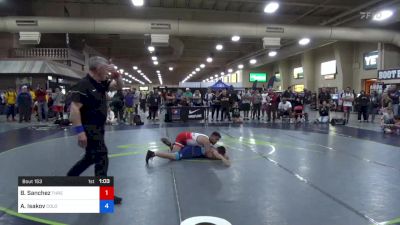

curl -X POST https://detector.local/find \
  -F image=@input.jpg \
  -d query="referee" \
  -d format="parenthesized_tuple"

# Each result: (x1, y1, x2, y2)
(67, 56, 123, 204)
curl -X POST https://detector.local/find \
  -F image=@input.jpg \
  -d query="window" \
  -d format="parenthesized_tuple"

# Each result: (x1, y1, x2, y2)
(230, 73, 237, 83)
(321, 60, 336, 75)
(293, 67, 303, 79)
(139, 86, 149, 91)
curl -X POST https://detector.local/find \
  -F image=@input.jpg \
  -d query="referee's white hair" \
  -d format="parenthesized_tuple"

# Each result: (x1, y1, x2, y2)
(89, 56, 109, 71)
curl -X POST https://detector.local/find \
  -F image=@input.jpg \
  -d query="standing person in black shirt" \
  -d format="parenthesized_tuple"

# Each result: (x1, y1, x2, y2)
(219, 89, 231, 121)
(211, 90, 221, 121)
(67, 56, 123, 204)
(147, 91, 161, 121)
(357, 90, 370, 122)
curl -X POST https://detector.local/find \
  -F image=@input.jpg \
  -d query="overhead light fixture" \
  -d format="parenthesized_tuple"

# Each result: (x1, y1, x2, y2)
(119, 69, 124, 73)
(268, 51, 277, 57)
(196, 68, 200, 72)
(148, 46, 155, 53)
(220, 72, 225, 75)
(129, 75, 132, 78)
(214, 75, 218, 78)
(299, 38, 311, 46)
(133, 66, 138, 70)
(193, 71, 197, 74)
(207, 57, 213, 63)
(114, 66, 118, 70)
(152, 56, 158, 61)
(169, 67, 173, 71)
(250, 59, 257, 64)
(200, 64, 205, 68)
(238, 64, 244, 69)
(153, 61, 159, 65)
(138, 70, 142, 73)
(209, 76, 213, 79)
(373, 9, 394, 21)
(131, 0, 144, 7)
(231, 36, 240, 42)
(228, 68, 233, 73)
(124, 72, 128, 75)
(156, 70, 160, 73)
(216, 44, 223, 51)
(264, 2, 279, 14)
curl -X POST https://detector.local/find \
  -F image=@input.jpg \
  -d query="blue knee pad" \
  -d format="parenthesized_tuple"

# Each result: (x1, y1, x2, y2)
(175, 152, 181, 160)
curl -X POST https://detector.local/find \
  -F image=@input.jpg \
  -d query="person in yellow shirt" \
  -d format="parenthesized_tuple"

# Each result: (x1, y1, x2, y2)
(5, 87, 17, 121)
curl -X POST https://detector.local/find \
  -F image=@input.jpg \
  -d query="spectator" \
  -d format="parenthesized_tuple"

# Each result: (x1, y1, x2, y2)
(315, 100, 330, 123)
(5, 87, 17, 121)
(147, 91, 161, 121)
(211, 90, 221, 121)
(124, 89, 135, 125)
(231, 102, 242, 123)
(175, 89, 183, 105)
(204, 89, 214, 119)
(140, 91, 147, 113)
(369, 91, 380, 123)
(52, 87, 65, 120)
(318, 88, 331, 106)
(241, 89, 252, 120)
(282, 86, 294, 103)
(35, 85, 48, 122)
(183, 88, 193, 104)
(192, 90, 202, 106)
(111, 90, 124, 123)
(303, 88, 312, 122)
(133, 88, 140, 114)
(17, 86, 32, 123)
(267, 89, 279, 122)
(252, 90, 262, 120)
(0, 91, 5, 115)
(261, 90, 269, 120)
(389, 87, 400, 116)
(382, 93, 392, 110)
(356, 90, 370, 122)
(341, 87, 354, 123)
(106, 107, 117, 125)
(278, 98, 292, 118)
(165, 90, 176, 107)
(219, 89, 231, 121)
(292, 97, 304, 123)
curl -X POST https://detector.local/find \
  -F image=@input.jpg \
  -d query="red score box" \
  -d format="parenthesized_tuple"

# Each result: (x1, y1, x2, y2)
(99, 186, 114, 200)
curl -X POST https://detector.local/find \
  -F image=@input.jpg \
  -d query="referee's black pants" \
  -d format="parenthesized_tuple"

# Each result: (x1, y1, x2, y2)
(67, 126, 109, 176)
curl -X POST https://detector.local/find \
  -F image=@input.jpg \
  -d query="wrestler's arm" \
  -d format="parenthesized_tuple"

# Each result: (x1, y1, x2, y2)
(211, 149, 231, 167)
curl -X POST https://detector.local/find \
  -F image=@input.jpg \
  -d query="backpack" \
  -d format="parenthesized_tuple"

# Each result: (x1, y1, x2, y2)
(133, 114, 144, 125)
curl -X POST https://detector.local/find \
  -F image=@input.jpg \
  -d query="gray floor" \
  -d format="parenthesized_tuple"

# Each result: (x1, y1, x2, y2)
(0, 125, 399, 225)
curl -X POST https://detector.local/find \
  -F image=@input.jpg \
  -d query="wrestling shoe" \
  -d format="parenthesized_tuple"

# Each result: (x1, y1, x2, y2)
(161, 138, 172, 150)
(146, 150, 155, 165)
(114, 195, 122, 205)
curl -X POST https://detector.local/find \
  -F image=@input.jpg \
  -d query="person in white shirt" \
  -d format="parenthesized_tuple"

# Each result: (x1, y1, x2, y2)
(278, 98, 292, 117)
(342, 87, 354, 123)
(261, 90, 270, 120)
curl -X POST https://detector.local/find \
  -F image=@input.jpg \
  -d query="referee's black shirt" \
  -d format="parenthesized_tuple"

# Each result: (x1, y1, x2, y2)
(71, 74, 111, 126)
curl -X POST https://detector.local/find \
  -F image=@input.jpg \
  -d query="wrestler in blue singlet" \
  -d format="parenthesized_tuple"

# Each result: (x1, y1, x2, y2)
(175, 145, 206, 160)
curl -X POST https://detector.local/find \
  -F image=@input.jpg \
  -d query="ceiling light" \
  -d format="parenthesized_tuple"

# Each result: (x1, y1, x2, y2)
(153, 61, 159, 65)
(238, 64, 244, 69)
(131, 0, 144, 7)
(373, 10, 394, 21)
(119, 69, 124, 73)
(152, 56, 158, 61)
(220, 72, 225, 75)
(214, 75, 218, 78)
(114, 66, 118, 70)
(231, 36, 241, 42)
(209, 76, 213, 79)
(216, 44, 223, 51)
(264, 2, 279, 14)
(228, 68, 233, 73)
(268, 51, 277, 57)
(200, 64, 205, 68)
(124, 72, 128, 75)
(207, 57, 213, 63)
(129, 75, 132, 78)
(133, 66, 138, 70)
(148, 46, 155, 52)
(250, 59, 257, 64)
(299, 38, 311, 46)
(169, 67, 173, 71)
(196, 68, 200, 72)
(156, 70, 160, 73)
(138, 70, 141, 73)
(193, 71, 197, 74)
